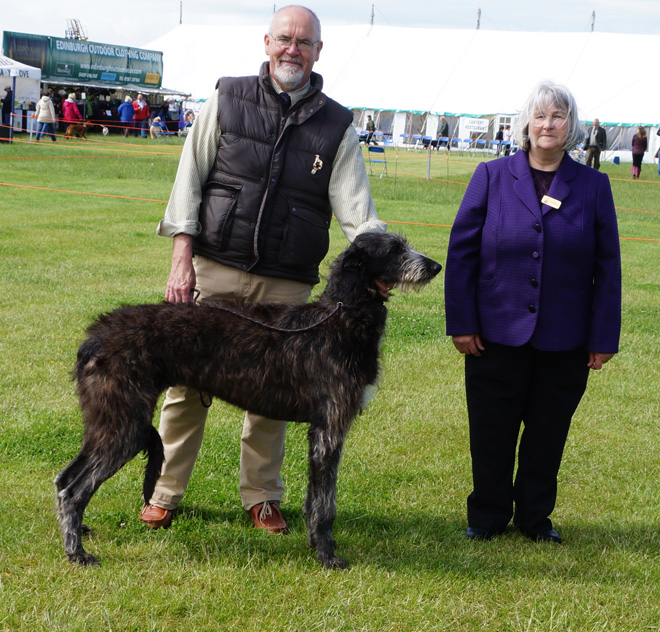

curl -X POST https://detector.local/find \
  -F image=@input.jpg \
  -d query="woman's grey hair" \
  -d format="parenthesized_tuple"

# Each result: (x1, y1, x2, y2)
(512, 81, 583, 152)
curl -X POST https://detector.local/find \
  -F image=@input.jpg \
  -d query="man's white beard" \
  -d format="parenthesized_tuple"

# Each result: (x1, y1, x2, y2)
(273, 60, 304, 91)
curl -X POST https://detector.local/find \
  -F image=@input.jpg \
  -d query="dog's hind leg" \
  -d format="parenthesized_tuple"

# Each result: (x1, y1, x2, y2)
(55, 450, 100, 566)
(56, 422, 156, 566)
(305, 424, 347, 570)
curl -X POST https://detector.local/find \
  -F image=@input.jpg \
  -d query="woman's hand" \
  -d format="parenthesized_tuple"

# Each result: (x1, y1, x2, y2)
(452, 334, 485, 357)
(587, 352, 615, 370)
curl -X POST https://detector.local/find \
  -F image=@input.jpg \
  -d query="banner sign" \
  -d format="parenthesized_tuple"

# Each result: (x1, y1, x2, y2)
(459, 117, 490, 137)
(3, 31, 163, 89)
(3, 32, 49, 71)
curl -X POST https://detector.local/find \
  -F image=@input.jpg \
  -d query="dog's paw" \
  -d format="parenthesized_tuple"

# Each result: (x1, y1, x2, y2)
(318, 553, 348, 570)
(68, 550, 100, 567)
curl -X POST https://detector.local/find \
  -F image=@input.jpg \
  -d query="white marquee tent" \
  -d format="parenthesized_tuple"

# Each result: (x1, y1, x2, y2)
(0, 54, 41, 131)
(144, 24, 658, 126)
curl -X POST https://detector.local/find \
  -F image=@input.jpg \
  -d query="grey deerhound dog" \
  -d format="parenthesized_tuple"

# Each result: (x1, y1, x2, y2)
(55, 232, 441, 569)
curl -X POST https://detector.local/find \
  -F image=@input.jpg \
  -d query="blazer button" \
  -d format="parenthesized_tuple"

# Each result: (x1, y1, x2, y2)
(532, 251, 540, 259)
(534, 223, 542, 232)
(531, 279, 539, 288)
(528, 305, 537, 313)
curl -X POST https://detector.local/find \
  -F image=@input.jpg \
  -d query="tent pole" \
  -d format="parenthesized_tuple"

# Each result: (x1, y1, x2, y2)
(394, 152, 398, 195)
(9, 75, 16, 144)
(426, 145, 431, 181)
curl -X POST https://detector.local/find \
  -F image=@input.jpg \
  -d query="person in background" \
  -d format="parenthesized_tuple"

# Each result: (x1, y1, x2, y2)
(503, 124, 512, 155)
(118, 96, 135, 138)
(437, 115, 450, 150)
(584, 118, 607, 170)
(133, 94, 150, 138)
(445, 81, 621, 545)
(139, 4, 386, 535)
(164, 98, 182, 133)
(495, 124, 504, 156)
(61, 93, 83, 126)
(2, 86, 12, 128)
(365, 115, 375, 144)
(631, 126, 647, 179)
(34, 89, 57, 142)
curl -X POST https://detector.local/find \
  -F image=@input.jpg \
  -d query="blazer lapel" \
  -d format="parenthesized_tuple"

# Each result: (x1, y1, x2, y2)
(541, 152, 577, 216)
(510, 150, 542, 220)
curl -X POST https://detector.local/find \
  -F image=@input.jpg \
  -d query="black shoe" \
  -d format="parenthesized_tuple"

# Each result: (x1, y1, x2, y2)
(465, 526, 500, 540)
(519, 527, 562, 543)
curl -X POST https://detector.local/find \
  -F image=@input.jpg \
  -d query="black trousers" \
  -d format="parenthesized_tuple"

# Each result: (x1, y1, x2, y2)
(465, 341, 589, 534)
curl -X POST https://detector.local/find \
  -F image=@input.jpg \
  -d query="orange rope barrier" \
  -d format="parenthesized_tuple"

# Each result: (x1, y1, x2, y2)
(0, 141, 657, 241)
(0, 181, 167, 203)
(4, 135, 182, 157)
(0, 181, 656, 241)
(382, 219, 453, 228)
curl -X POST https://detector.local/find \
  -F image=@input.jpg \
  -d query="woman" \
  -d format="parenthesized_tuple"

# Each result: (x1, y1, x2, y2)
(444, 81, 621, 544)
(631, 126, 647, 179)
(61, 93, 82, 126)
(118, 95, 135, 138)
(34, 89, 57, 142)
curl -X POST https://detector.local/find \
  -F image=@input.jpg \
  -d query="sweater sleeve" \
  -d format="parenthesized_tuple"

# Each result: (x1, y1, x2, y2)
(328, 125, 387, 241)
(156, 90, 221, 238)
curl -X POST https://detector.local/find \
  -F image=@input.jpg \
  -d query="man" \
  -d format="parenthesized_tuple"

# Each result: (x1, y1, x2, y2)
(2, 86, 12, 128)
(132, 94, 150, 138)
(365, 115, 375, 144)
(585, 118, 607, 170)
(437, 115, 449, 150)
(164, 98, 182, 133)
(140, 5, 386, 535)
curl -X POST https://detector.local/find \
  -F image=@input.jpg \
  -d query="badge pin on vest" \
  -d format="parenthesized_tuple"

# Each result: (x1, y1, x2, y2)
(311, 155, 323, 175)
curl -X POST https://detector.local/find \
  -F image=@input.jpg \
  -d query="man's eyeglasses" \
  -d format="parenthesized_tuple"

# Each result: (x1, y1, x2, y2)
(270, 35, 319, 52)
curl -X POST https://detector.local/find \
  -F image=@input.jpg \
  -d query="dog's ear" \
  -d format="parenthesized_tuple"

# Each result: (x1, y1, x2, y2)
(339, 245, 367, 271)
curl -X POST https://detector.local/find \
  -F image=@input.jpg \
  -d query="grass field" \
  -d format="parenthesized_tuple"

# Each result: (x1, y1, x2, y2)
(1, 132, 659, 631)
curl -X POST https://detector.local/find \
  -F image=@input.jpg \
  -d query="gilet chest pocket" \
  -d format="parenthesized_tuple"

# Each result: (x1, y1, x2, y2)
(200, 183, 242, 252)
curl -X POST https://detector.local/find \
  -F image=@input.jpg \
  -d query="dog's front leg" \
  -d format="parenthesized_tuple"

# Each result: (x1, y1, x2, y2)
(305, 425, 347, 570)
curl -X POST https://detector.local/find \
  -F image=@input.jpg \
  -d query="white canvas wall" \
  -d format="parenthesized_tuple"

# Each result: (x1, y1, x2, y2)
(144, 24, 658, 126)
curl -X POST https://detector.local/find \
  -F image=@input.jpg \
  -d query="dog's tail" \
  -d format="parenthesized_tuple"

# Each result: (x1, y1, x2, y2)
(73, 336, 102, 382)
(142, 425, 165, 505)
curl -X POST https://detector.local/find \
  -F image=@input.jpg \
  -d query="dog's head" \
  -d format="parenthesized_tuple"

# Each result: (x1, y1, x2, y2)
(325, 232, 441, 304)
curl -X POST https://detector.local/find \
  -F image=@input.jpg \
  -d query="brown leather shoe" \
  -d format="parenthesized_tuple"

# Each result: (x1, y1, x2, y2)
(139, 504, 173, 529)
(248, 502, 289, 534)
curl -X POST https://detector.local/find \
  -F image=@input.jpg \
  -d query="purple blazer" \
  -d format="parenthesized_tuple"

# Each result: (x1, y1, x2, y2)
(445, 150, 621, 353)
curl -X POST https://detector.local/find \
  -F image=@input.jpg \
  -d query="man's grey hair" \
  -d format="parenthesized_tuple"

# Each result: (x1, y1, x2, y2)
(270, 5, 322, 41)
(512, 81, 583, 152)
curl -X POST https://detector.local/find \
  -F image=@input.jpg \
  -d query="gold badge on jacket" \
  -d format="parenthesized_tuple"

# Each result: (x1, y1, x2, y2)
(541, 195, 562, 209)
(311, 155, 323, 175)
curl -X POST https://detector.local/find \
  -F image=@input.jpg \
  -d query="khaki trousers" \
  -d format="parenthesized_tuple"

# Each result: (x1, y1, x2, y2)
(149, 256, 313, 511)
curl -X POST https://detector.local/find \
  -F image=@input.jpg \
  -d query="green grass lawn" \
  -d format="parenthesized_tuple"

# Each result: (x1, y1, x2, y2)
(0, 133, 659, 631)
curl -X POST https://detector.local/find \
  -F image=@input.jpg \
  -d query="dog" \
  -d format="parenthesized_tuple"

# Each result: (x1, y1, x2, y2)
(65, 123, 92, 139)
(55, 232, 441, 569)
(150, 117, 165, 139)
